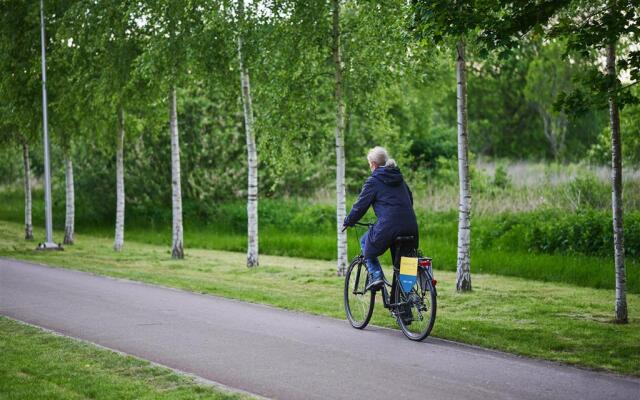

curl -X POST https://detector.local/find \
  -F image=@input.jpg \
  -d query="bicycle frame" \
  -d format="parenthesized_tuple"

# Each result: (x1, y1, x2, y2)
(345, 222, 438, 341)
(350, 253, 410, 312)
(349, 221, 435, 312)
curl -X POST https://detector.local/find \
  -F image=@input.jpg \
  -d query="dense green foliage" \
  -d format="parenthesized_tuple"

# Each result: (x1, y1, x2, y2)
(478, 210, 640, 258)
(2, 1, 637, 209)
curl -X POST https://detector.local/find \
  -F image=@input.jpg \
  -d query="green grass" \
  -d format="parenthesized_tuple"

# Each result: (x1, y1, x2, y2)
(0, 317, 248, 399)
(0, 188, 640, 293)
(79, 221, 640, 294)
(1, 221, 638, 376)
(3, 188, 637, 293)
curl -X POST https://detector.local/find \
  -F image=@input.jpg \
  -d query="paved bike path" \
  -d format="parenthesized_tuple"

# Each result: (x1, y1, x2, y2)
(1, 258, 638, 400)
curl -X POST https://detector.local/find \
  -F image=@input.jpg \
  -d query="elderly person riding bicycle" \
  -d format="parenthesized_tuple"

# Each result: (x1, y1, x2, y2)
(342, 146, 419, 291)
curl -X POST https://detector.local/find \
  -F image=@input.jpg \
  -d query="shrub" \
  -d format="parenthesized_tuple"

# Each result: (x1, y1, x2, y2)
(493, 163, 511, 189)
(479, 210, 640, 258)
(409, 124, 457, 171)
(559, 173, 610, 210)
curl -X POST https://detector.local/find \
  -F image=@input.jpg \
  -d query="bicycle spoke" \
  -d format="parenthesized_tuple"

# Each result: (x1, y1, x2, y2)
(345, 258, 375, 329)
(394, 270, 436, 341)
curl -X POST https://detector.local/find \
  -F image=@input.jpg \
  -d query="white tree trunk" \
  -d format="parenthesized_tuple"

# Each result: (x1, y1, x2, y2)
(539, 107, 567, 161)
(540, 109, 558, 160)
(22, 142, 33, 240)
(606, 42, 627, 323)
(114, 107, 125, 251)
(333, 0, 347, 277)
(237, 0, 259, 268)
(455, 41, 472, 292)
(170, 87, 184, 259)
(63, 154, 75, 245)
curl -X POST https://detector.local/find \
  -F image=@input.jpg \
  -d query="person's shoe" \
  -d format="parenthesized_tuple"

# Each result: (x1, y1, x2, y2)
(365, 271, 384, 291)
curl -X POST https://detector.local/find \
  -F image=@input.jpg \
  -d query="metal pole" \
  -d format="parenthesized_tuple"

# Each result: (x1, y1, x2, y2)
(38, 0, 59, 249)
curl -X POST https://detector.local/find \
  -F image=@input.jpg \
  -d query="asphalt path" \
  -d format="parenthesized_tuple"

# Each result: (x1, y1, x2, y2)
(1, 258, 639, 400)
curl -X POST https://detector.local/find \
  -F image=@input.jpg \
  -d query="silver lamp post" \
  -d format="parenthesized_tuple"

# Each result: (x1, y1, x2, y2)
(37, 0, 61, 250)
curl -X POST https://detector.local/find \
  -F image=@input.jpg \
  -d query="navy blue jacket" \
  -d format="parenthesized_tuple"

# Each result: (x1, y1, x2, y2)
(344, 167, 418, 259)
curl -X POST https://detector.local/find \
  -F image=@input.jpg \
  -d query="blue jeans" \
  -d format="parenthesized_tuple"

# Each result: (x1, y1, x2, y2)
(361, 233, 383, 278)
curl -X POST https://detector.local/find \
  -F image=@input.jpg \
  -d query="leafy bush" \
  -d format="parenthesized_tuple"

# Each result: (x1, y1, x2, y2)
(409, 124, 457, 171)
(493, 163, 511, 189)
(478, 209, 640, 258)
(559, 173, 610, 210)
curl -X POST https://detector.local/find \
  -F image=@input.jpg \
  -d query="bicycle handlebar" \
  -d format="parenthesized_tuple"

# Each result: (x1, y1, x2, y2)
(342, 221, 375, 232)
(353, 222, 374, 227)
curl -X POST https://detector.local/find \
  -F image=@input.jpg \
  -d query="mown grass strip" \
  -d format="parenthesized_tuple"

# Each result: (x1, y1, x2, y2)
(0, 317, 250, 400)
(1, 221, 638, 376)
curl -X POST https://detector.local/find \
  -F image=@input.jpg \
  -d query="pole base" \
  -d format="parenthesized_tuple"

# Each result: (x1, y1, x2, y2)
(36, 242, 64, 251)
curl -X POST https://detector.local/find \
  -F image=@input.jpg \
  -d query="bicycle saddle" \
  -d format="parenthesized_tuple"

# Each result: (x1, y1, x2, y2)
(394, 236, 416, 244)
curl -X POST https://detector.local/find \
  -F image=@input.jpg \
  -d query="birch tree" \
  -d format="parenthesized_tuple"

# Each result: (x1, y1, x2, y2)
(114, 107, 125, 251)
(22, 139, 34, 240)
(254, 0, 411, 276)
(63, 149, 75, 244)
(455, 41, 471, 291)
(0, 1, 44, 241)
(51, 114, 77, 247)
(134, 1, 214, 259)
(411, 1, 492, 292)
(49, 35, 80, 247)
(476, 0, 638, 321)
(236, 0, 259, 267)
(169, 87, 184, 259)
(58, 0, 145, 251)
(332, 0, 347, 276)
(537, 2, 632, 322)
(606, 41, 627, 323)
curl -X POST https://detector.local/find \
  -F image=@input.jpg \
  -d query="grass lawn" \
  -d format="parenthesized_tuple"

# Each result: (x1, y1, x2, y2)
(0, 317, 248, 399)
(2, 189, 637, 293)
(0, 221, 639, 377)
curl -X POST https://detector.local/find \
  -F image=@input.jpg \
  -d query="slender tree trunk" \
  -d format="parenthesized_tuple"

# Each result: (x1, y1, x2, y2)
(22, 142, 33, 240)
(455, 41, 472, 292)
(333, 0, 347, 277)
(114, 107, 125, 251)
(540, 109, 559, 161)
(63, 154, 75, 245)
(554, 116, 567, 159)
(237, 0, 259, 268)
(169, 87, 184, 259)
(606, 42, 627, 323)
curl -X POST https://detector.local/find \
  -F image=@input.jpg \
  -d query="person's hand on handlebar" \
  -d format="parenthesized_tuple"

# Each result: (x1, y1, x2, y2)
(342, 216, 352, 232)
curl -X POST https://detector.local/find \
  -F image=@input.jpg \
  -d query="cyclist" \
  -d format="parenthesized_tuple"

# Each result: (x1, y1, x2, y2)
(342, 146, 419, 291)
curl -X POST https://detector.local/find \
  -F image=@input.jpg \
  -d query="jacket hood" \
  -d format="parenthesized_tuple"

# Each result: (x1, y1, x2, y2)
(372, 166, 404, 186)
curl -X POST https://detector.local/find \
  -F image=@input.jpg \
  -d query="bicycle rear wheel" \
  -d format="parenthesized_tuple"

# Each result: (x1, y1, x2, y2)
(344, 257, 375, 329)
(393, 269, 436, 341)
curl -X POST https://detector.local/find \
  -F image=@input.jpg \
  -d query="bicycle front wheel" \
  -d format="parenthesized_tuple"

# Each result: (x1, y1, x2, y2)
(393, 269, 437, 341)
(344, 257, 375, 329)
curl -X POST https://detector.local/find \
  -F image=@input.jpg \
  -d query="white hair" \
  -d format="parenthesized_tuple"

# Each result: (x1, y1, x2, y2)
(367, 146, 397, 168)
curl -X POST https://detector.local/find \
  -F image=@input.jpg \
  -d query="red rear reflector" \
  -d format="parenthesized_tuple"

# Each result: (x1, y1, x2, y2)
(419, 260, 431, 267)
(432, 279, 437, 286)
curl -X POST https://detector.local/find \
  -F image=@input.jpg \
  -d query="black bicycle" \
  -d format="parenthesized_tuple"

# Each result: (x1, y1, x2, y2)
(343, 222, 437, 341)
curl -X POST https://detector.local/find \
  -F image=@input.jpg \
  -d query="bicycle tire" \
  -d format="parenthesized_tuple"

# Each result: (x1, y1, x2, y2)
(344, 257, 375, 329)
(393, 269, 437, 341)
